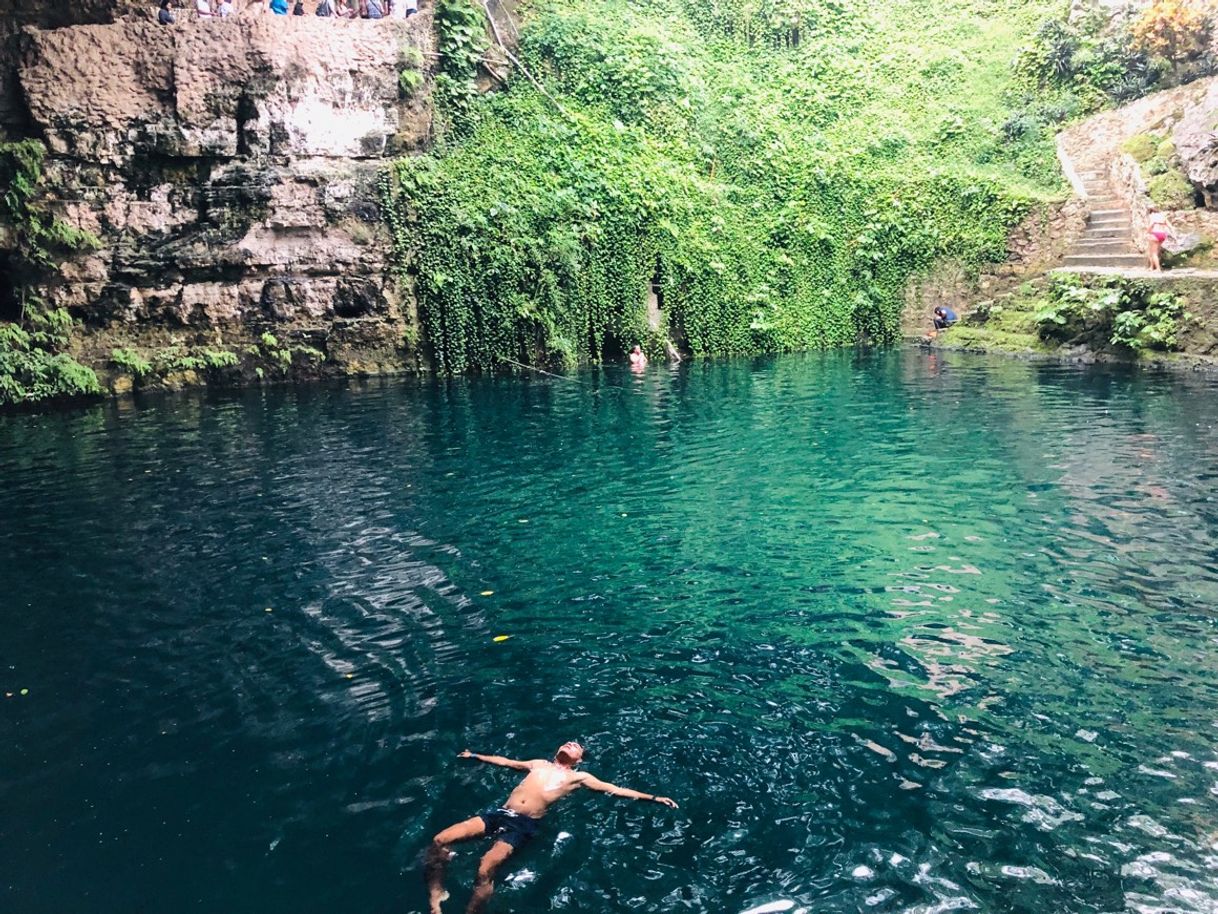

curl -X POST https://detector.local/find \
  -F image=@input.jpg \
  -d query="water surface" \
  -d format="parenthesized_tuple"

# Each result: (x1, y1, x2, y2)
(4, 350, 1218, 913)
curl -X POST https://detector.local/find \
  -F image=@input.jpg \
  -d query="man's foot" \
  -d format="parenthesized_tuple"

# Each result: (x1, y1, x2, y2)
(429, 890, 449, 914)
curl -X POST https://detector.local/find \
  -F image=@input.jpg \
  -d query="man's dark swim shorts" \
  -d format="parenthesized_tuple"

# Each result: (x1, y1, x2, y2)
(478, 807, 541, 849)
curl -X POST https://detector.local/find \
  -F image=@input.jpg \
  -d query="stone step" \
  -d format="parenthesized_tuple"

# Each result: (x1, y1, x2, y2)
(1063, 253, 1147, 268)
(1072, 241, 1133, 254)
(1090, 208, 1128, 218)
(1078, 238, 1131, 246)
(1081, 235, 1131, 246)
(1087, 196, 1119, 205)
(1089, 218, 1131, 229)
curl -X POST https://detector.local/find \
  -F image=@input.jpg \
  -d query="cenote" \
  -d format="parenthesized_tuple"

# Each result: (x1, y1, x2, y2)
(4, 349, 1218, 914)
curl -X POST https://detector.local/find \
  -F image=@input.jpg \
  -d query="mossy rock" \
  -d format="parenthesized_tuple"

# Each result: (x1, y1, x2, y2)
(1156, 138, 1176, 159)
(1148, 170, 1195, 210)
(1121, 132, 1158, 162)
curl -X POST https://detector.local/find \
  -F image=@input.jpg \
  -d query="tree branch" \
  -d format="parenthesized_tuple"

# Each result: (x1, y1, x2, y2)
(480, 0, 573, 120)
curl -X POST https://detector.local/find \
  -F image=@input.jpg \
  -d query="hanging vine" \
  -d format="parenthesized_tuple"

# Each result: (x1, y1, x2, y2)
(386, 0, 1060, 373)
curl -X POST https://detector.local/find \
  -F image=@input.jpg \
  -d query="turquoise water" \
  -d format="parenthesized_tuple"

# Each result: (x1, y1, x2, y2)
(4, 350, 1218, 913)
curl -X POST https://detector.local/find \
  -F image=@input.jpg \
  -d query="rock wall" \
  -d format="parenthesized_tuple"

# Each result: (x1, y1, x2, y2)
(11, 12, 435, 387)
(900, 199, 1087, 338)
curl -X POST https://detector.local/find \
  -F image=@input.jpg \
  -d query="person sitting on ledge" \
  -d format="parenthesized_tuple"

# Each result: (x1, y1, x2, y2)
(158, 0, 175, 23)
(269, 0, 289, 14)
(217, 0, 234, 15)
(426, 743, 677, 914)
(932, 305, 958, 331)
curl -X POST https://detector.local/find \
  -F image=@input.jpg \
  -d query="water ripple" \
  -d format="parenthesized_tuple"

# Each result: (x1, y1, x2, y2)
(3, 352, 1218, 913)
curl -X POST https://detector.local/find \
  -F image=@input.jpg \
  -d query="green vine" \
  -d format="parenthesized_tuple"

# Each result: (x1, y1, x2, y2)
(387, 0, 1060, 374)
(433, 0, 492, 140)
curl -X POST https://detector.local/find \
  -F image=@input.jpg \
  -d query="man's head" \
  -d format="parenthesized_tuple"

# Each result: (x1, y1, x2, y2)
(555, 741, 584, 766)
(933, 307, 945, 318)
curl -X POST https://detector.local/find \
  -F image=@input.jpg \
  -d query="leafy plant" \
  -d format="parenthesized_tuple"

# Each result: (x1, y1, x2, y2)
(151, 345, 239, 374)
(434, 0, 490, 137)
(1035, 274, 1188, 351)
(1012, 9, 1166, 113)
(1144, 155, 1171, 176)
(251, 331, 324, 372)
(1131, 0, 1211, 72)
(0, 309, 100, 405)
(0, 140, 102, 406)
(399, 69, 425, 100)
(110, 347, 152, 378)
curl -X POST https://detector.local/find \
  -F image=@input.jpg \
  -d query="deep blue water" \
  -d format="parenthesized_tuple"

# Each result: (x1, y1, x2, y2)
(4, 349, 1218, 913)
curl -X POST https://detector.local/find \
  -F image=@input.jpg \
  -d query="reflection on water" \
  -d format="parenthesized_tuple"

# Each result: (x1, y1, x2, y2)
(3, 350, 1218, 914)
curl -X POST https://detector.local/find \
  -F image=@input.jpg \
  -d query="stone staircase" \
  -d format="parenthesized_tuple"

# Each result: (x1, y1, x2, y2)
(1062, 168, 1145, 270)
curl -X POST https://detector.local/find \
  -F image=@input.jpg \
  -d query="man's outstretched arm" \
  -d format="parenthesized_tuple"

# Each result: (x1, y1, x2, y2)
(578, 773, 679, 808)
(458, 750, 538, 771)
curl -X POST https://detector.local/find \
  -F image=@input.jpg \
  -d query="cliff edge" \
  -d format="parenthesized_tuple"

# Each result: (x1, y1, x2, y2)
(6, 12, 434, 390)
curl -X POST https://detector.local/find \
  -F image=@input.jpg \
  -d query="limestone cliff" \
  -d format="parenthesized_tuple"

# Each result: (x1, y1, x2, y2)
(6, 11, 434, 389)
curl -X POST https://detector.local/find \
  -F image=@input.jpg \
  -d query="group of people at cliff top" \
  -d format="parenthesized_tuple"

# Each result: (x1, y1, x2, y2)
(157, 0, 416, 22)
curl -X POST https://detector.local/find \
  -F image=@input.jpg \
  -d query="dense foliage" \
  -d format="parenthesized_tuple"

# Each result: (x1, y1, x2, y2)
(1132, 0, 1213, 73)
(387, 0, 1066, 372)
(1034, 273, 1189, 352)
(0, 307, 100, 404)
(0, 140, 100, 406)
(1008, 0, 1214, 143)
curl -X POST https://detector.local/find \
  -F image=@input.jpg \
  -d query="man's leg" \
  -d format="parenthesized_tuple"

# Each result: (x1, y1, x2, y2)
(466, 840, 516, 914)
(426, 816, 486, 914)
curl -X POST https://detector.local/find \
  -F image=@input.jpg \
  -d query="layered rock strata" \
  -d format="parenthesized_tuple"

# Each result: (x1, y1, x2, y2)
(13, 13, 433, 385)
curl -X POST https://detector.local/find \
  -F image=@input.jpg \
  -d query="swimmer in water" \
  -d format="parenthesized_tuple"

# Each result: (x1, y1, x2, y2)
(426, 741, 677, 913)
(629, 344, 647, 370)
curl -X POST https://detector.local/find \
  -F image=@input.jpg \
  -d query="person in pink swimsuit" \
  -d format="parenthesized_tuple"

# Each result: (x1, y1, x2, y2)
(1147, 206, 1177, 271)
